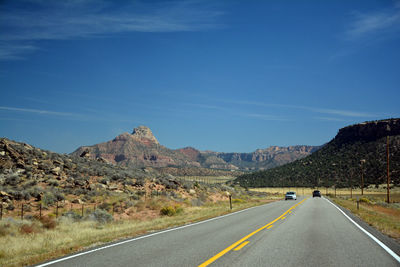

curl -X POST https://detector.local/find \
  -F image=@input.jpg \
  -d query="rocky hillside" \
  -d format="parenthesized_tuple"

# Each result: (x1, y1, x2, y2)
(73, 126, 319, 171)
(1, 137, 258, 223)
(235, 118, 400, 188)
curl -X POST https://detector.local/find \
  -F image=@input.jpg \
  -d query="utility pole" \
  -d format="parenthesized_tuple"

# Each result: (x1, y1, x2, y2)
(360, 159, 366, 195)
(387, 136, 390, 203)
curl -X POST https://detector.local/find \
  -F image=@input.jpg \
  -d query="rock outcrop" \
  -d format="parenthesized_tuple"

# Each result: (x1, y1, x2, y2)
(71, 126, 200, 168)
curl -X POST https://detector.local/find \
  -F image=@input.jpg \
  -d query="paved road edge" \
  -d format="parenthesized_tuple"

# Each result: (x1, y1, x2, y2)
(324, 197, 400, 263)
(35, 202, 271, 266)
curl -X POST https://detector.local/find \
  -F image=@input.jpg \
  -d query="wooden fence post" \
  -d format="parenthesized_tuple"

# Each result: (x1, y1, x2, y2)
(39, 203, 42, 219)
(81, 204, 84, 217)
(21, 203, 24, 220)
(56, 201, 59, 218)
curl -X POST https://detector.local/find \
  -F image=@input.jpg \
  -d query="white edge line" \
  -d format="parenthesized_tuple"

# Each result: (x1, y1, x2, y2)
(324, 197, 400, 263)
(36, 203, 269, 266)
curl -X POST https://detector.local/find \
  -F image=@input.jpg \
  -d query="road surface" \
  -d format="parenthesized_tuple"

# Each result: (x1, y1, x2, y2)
(37, 197, 400, 267)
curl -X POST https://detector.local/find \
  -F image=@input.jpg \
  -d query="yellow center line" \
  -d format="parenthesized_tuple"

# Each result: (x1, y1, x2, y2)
(281, 216, 286, 220)
(233, 241, 250, 251)
(267, 225, 273, 229)
(198, 198, 308, 267)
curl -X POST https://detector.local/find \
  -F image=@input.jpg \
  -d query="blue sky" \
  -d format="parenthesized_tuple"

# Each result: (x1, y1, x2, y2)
(1, 0, 400, 153)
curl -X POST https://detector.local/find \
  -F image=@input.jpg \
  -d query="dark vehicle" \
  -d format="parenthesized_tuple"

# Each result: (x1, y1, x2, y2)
(313, 190, 321, 197)
(285, 191, 297, 200)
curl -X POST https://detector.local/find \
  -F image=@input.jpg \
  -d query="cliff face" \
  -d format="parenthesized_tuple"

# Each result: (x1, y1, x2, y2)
(72, 126, 200, 168)
(334, 119, 400, 145)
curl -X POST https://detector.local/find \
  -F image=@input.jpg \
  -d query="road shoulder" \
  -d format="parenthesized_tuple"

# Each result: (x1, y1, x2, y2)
(325, 197, 400, 257)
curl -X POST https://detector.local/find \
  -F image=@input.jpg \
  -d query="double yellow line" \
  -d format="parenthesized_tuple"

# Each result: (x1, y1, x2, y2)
(198, 198, 308, 267)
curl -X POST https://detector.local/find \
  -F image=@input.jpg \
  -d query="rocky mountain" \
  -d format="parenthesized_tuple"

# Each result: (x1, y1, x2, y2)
(72, 126, 200, 168)
(235, 118, 400, 188)
(72, 126, 319, 171)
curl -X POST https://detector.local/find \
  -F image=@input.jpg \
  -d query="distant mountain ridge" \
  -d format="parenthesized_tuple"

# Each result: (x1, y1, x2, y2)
(71, 126, 319, 170)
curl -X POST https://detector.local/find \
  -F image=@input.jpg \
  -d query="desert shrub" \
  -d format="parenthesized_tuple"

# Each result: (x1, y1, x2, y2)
(11, 190, 24, 200)
(89, 209, 113, 224)
(22, 190, 31, 201)
(111, 173, 123, 181)
(48, 179, 59, 187)
(133, 178, 145, 187)
(100, 177, 110, 185)
(191, 198, 204, 207)
(28, 186, 44, 200)
(160, 205, 183, 216)
(23, 203, 32, 212)
(22, 179, 37, 189)
(359, 197, 372, 204)
(40, 216, 57, 229)
(183, 182, 193, 191)
(124, 179, 134, 186)
(42, 192, 56, 206)
(0, 225, 8, 237)
(174, 204, 183, 215)
(54, 191, 65, 201)
(98, 202, 111, 211)
(151, 190, 161, 197)
(24, 214, 34, 220)
(5, 173, 21, 186)
(62, 210, 82, 221)
(232, 198, 245, 204)
(124, 200, 135, 208)
(146, 199, 162, 210)
(160, 206, 176, 216)
(129, 193, 140, 200)
(73, 188, 87, 195)
(6, 203, 15, 210)
(20, 223, 41, 234)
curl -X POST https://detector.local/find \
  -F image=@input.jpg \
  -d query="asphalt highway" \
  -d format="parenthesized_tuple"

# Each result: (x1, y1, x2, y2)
(37, 197, 400, 267)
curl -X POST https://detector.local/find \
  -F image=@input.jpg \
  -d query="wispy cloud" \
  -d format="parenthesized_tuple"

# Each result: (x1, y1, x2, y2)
(0, 106, 76, 116)
(314, 117, 349, 122)
(221, 99, 380, 118)
(0, 0, 224, 60)
(242, 113, 289, 121)
(184, 102, 288, 121)
(0, 105, 135, 123)
(345, 3, 400, 40)
(304, 106, 377, 118)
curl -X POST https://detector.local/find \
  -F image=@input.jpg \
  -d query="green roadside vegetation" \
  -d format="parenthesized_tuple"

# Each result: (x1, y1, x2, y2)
(0, 195, 274, 267)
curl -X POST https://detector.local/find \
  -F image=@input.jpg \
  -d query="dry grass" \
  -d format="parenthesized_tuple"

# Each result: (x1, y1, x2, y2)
(331, 196, 400, 241)
(0, 197, 273, 267)
(177, 176, 235, 184)
(251, 187, 400, 202)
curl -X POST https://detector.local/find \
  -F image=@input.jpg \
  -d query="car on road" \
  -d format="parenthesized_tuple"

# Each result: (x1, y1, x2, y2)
(313, 190, 321, 197)
(285, 191, 297, 200)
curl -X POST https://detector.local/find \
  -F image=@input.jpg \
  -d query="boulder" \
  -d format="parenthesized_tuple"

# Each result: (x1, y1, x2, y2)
(51, 167, 61, 175)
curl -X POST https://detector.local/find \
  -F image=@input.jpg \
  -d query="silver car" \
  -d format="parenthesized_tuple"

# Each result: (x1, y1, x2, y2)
(285, 191, 297, 200)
